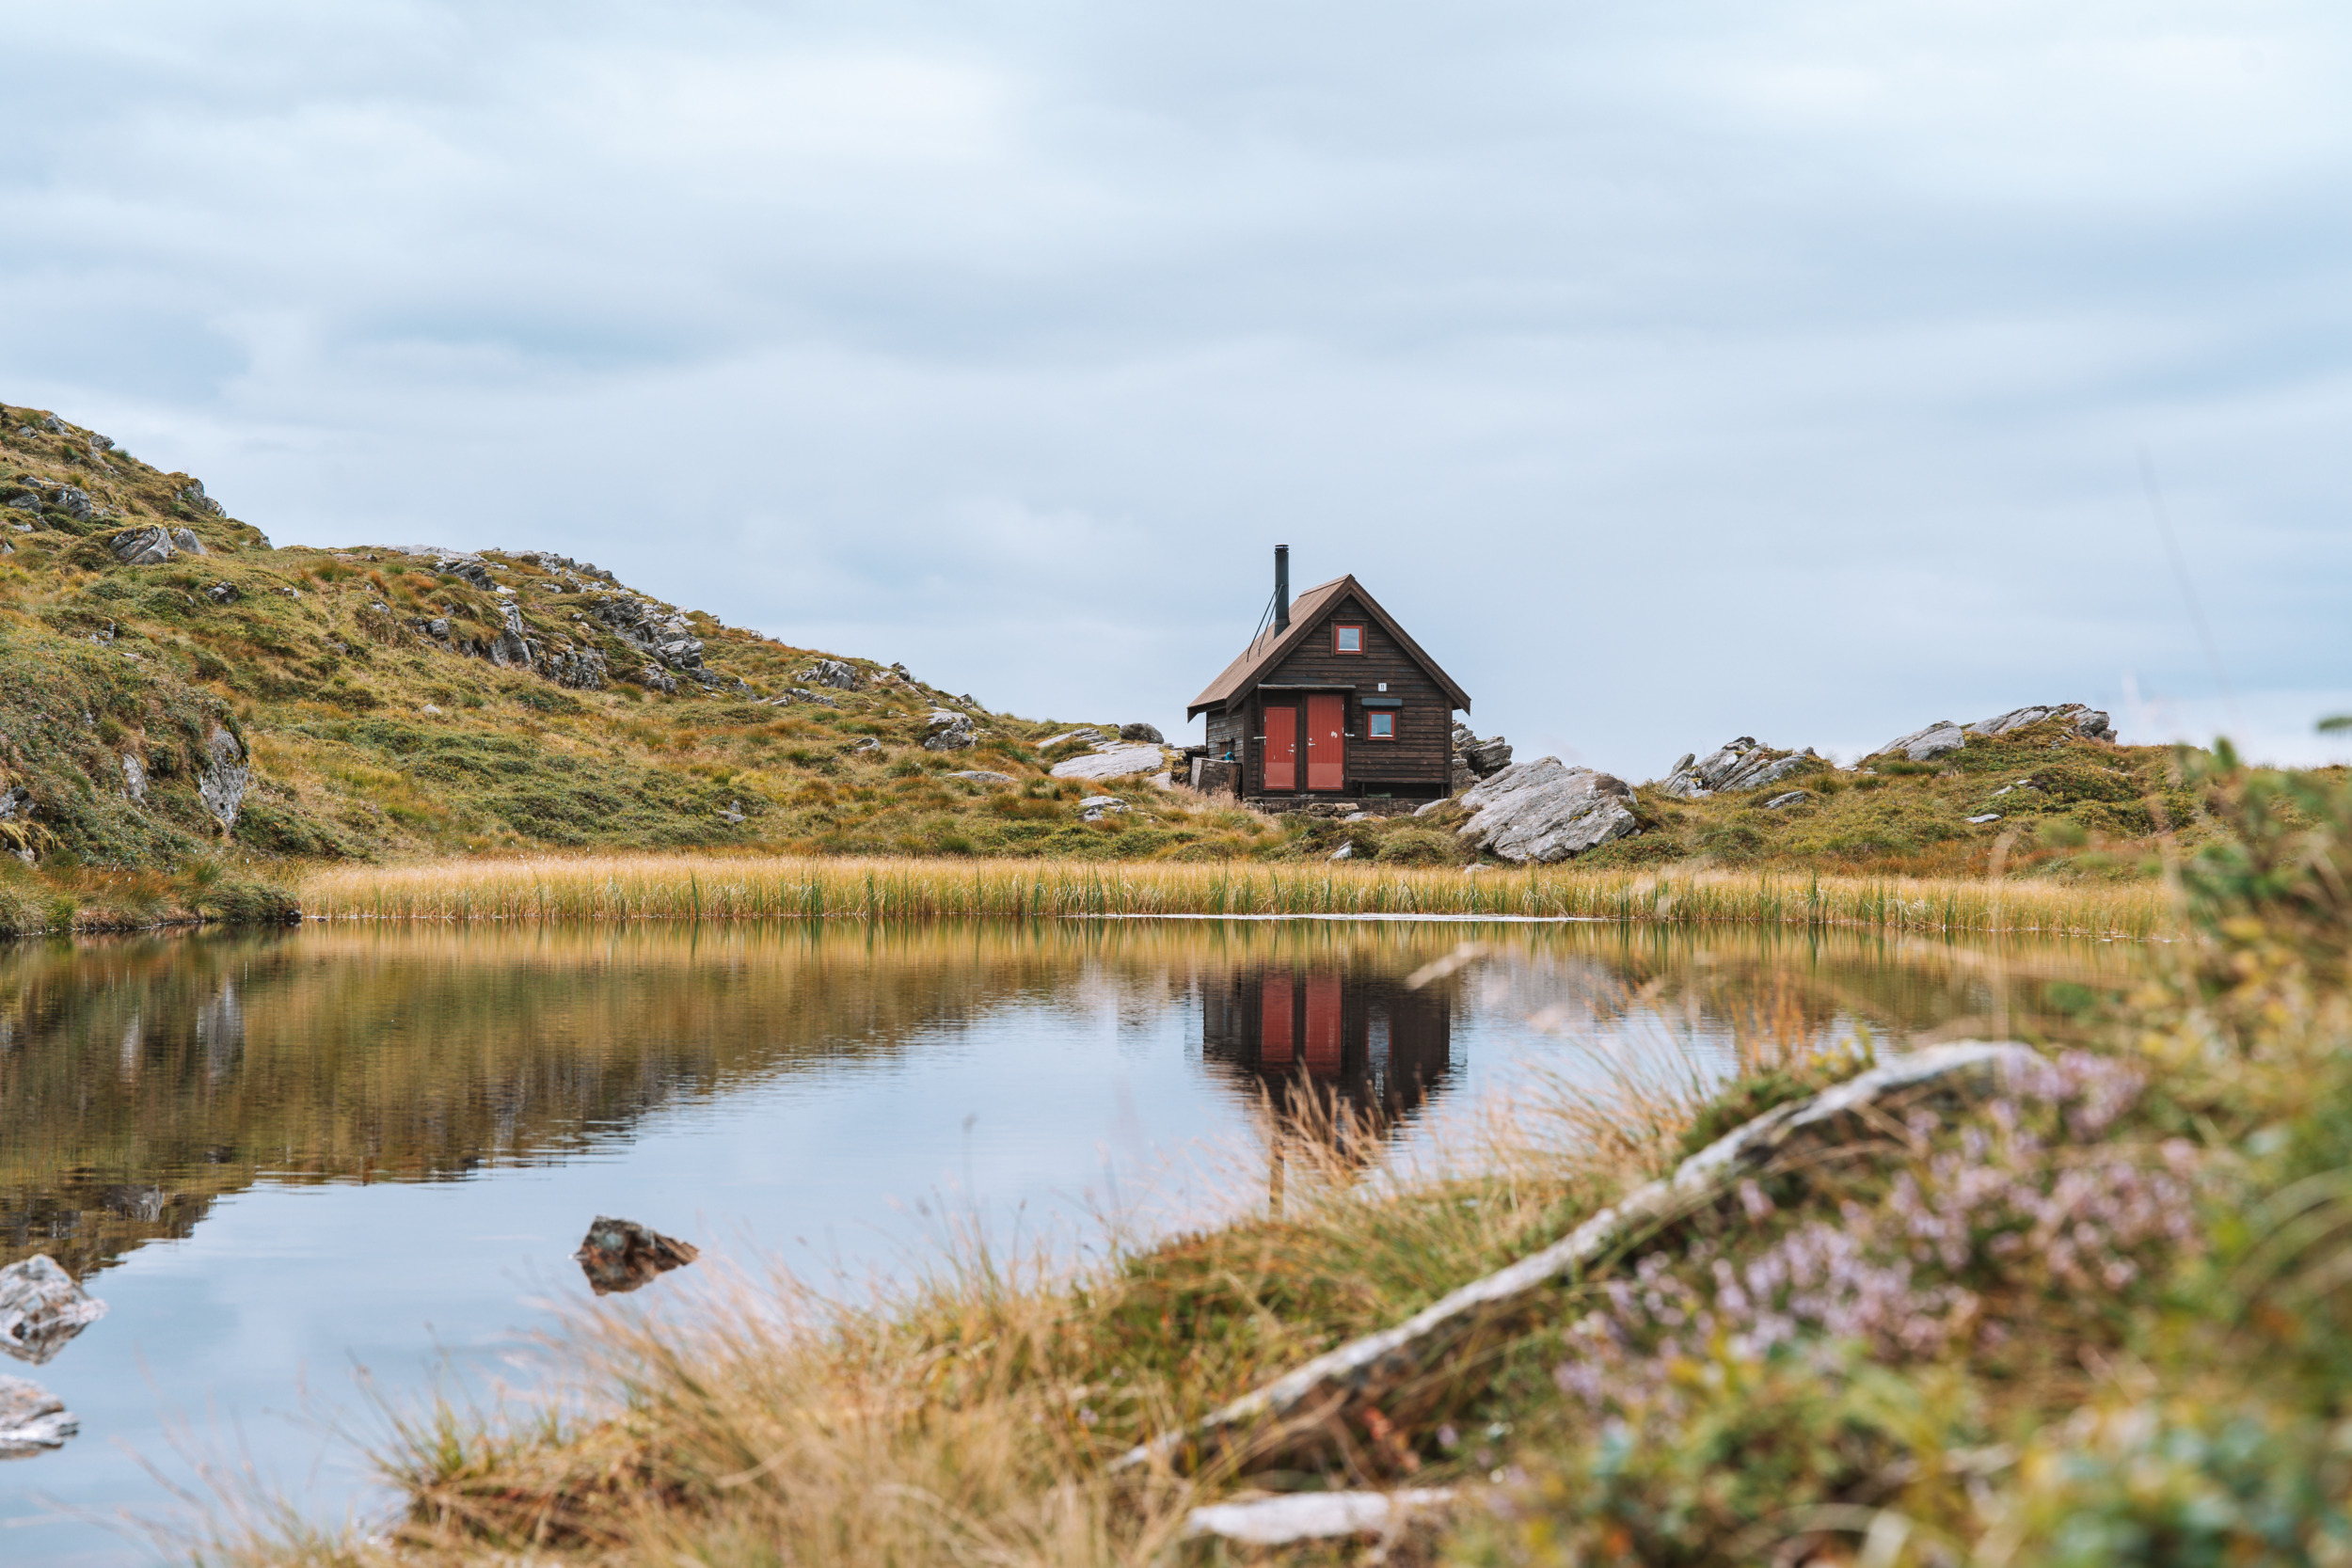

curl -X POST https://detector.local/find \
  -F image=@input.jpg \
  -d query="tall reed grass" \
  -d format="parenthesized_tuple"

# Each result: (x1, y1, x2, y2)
(298, 853, 2171, 937)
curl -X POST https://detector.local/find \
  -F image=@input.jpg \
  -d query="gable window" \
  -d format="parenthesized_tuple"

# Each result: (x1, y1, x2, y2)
(1334, 624, 1365, 655)
(1367, 710, 1395, 739)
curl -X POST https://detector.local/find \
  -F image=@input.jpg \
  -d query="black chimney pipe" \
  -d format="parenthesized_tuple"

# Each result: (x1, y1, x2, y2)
(1274, 545, 1290, 632)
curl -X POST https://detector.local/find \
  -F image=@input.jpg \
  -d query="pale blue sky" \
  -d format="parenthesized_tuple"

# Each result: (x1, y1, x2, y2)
(6, 0, 2350, 772)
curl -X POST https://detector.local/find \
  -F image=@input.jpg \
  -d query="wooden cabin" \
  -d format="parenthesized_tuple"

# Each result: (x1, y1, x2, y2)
(1187, 548, 1471, 802)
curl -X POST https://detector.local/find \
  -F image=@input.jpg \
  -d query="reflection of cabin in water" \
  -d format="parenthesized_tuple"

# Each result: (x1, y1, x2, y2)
(1201, 966, 1455, 1127)
(1188, 546, 1471, 803)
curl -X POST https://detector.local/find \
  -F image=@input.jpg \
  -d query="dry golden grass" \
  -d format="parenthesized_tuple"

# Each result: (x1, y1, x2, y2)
(298, 852, 2174, 937)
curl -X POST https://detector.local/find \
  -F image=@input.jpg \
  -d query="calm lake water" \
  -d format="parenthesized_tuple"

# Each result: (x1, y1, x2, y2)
(0, 917, 2140, 1564)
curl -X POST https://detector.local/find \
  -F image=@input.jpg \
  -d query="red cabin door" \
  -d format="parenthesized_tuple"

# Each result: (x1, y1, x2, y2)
(1263, 706, 1298, 792)
(1306, 693, 1346, 791)
(1261, 972, 1295, 1069)
(1303, 973, 1343, 1074)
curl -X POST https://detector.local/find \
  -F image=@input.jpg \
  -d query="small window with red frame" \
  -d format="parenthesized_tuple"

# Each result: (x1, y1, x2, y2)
(1334, 624, 1365, 654)
(1367, 711, 1395, 739)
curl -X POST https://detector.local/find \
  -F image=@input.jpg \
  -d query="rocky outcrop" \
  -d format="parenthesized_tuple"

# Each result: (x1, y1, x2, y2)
(120, 753, 147, 804)
(1120, 721, 1166, 744)
(1660, 738, 1823, 799)
(169, 527, 206, 556)
(488, 603, 535, 671)
(588, 594, 721, 685)
(543, 645, 608, 690)
(53, 485, 90, 522)
(177, 479, 226, 516)
(924, 710, 977, 752)
(797, 658, 864, 691)
(205, 581, 237, 604)
(1872, 704, 2114, 764)
(198, 725, 250, 833)
(1455, 758, 1640, 863)
(1967, 704, 2115, 742)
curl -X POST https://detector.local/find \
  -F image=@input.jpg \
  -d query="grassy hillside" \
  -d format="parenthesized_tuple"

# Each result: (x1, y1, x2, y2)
(1, 399, 2249, 929)
(0, 401, 1286, 911)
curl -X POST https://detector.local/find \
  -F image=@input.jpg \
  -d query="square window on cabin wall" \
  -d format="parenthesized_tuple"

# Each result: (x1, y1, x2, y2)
(1334, 624, 1364, 654)
(1368, 711, 1395, 739)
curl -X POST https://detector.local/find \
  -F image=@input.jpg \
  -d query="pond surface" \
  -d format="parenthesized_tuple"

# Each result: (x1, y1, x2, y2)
(0, 917, 2139, 1564)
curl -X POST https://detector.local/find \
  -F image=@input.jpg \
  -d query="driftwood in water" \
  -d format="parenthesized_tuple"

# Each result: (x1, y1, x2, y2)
(1120, 1040, 2038, 1475)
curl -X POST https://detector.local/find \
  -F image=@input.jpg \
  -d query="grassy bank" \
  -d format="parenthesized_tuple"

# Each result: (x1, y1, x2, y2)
(296, 851, 2173, 936)
(203, 759, 2352, 1566)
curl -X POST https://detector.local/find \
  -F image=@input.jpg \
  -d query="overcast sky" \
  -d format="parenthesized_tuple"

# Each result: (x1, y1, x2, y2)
(7, 1, 2350, 776)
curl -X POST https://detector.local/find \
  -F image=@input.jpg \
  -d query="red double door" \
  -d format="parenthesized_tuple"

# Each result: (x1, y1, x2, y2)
(1263, 694, 1345, 792)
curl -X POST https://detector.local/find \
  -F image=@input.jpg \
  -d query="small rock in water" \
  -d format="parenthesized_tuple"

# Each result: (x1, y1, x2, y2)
(0, 1256, 108, 1366)
(574, 1216, 699, 1296)
(0, 1375, 78, 1459)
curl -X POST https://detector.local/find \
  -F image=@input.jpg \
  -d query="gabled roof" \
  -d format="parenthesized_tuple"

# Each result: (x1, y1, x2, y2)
(1187, 574, 1472, 718)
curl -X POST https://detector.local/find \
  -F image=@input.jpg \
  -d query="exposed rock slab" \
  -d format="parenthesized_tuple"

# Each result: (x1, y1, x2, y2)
(0, 1256, 107, 1366)
(1050, 743, 1166, 780)
(1454, 758, 1639, 863)
(1119, 1040, 2038, 1474)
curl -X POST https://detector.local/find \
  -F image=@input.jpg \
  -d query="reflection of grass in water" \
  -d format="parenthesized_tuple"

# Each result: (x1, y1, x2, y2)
(0, 921, 2140, 1279)
(301, 852, 2174, 936)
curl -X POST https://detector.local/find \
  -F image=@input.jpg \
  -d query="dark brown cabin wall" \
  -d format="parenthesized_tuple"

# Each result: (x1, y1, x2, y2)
(1254, 595, 1453, 791)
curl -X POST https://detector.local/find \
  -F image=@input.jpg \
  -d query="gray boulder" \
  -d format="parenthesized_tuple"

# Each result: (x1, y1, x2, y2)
(633, 664, 679, 695)
(177, 480, 226, 515)
(40, 413, 66, 436)
(4, 485, 37, 512)
(168, 528, 207, 556)
(198, 726, 249, 832)
(120, 753, 147, 805)
(1120, 721, 1166, 744)
(1, 1255, 107, 1367)
(1763, 790, 1810, 810)
(1455, 758, 1641, 863)
(0, 1376, 76, 1458)
(108, 526, 177, 566)
(204, 581, 237, 604)
(924, 710, 977, 752)
(948, 770, 1016, 784)
(51, 486, 90, 521)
